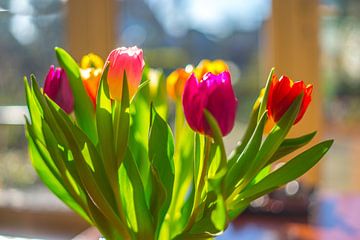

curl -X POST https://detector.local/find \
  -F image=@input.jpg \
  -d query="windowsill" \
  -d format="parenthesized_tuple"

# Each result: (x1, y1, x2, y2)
(0, 187, 89, 239)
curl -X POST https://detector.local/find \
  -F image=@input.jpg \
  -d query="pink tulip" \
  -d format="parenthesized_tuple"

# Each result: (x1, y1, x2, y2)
(43, 65, 74, 114)
(182, 71, 238, 137)
(105, 46, 145, 100)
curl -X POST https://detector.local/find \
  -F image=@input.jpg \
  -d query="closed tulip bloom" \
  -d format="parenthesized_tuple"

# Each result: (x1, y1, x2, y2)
(194, 59, 229, 80)
(80, 53, 104, 107)
(166, 68, 191, 101)
(106, 46, 145, 100)
(267, 75, 313, 124)
(43, 65, 74, 114)
(80, 68, 102, 107)
(182, 71, 237, 137)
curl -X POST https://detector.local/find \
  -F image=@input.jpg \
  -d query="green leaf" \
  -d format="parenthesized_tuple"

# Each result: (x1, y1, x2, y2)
(257, 68, 274, 122)
(122, 148, 154, 239)
(113, 72, 130, 167)
(228, 91, 261, 167)
(233, 140, 333, 209)
(44, 97, 131, 238)
(245, 94, 304, 180)
(25, 121, 91, 223)
(148, 105, 175, 237)
(55, 47, 97, 143)
(267, 131, 317, 164)
(224, 111, 268, 196)
(204, 110, 227, 176)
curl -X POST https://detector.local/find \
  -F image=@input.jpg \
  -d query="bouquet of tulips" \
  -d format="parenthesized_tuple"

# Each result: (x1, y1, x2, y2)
(24, 46, 333, 240)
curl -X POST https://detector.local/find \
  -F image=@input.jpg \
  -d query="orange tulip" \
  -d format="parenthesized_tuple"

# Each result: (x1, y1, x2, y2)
(80, 53, 104, 107)
(166, 68, 191, 101)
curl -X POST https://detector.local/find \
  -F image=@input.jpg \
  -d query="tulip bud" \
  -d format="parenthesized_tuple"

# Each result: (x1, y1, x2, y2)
(43, 65, 74, 114)
(80, 68, 102, 107)
(80, 53, 104, 107)
(267, 75, 313, 124)
(182, 71, 238, 137)
(105, 46, 145, 100)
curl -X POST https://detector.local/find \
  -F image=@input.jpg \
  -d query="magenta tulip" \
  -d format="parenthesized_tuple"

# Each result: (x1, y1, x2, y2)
(105, 46, 145, 100)
(182, 71, 238, 137)
(43, 65, 74, 114)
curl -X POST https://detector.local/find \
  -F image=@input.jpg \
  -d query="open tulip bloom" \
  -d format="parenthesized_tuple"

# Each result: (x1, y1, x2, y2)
(24, 48, 333, 240)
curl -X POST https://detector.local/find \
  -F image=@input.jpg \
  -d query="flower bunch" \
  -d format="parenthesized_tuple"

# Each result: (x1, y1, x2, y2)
(25, 47, 332, 240)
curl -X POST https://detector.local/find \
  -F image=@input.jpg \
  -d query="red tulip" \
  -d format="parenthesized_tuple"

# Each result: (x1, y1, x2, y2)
(105, 46, 145, 100)
(182, 71, 238, 137)
(43, 65, 74, 114)
(267, 75, 313, 124)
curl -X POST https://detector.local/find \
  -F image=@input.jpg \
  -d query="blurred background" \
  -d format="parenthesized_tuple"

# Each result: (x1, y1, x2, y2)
(0, 0, 359, 239)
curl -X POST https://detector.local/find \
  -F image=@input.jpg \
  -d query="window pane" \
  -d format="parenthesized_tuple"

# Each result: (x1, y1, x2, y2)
(0, 0, 65, 105)
(0, 0, 67, 219)
(118, 0, 271, 124)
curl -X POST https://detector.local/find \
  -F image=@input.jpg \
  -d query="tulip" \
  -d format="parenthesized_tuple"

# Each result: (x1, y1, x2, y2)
(81, 53, 104, 69)
(105, 46, 145, 100)
(182, 71, 237, 137)
(194, 59, 229, 80)
(166, 68, 191, 101)
(267, 75, 313, 124)
(80, 53, 104, 107)
(43, 65, 74, 114)
(80, 68, 102, 107)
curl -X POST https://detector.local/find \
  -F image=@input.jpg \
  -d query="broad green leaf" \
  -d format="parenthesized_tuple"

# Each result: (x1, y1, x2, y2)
(44, 97, 131, 238)
(204, 110, 227, 176)
(128, 84, 151, 195)
(224, 111, 267, 197)
(25, 122, 91, 223)
(113, 72, 130, 167)
(122, 148, 154, 239)
(228, 90, 262, 167)
(148, 105, 175, 237)
(235, 140, 333, 207)
(24, 77, 44, 142)
(244, 94, 303, 180)
(257, 68, 274, 122)
(267, 131, 317, 164)
(95, 64, 120, 204)
(55, 47, 97, 143)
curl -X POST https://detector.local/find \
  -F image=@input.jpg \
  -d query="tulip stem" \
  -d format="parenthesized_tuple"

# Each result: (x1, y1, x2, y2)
(184, 136, 211, 233)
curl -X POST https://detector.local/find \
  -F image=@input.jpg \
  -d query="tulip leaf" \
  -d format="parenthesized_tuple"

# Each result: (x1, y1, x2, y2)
(113, 72, 130, 168)
(244, 94, 303, 181)
(228, 91, 262, 167)
(44, 97, 131, 238)
(148, 105, 175, 237)
(128, 83, 152, 194)
(204, 110, 227, 176)
(121, 148, 154, 238)
(267, 131, 317, 164)
(96, 63, 120, 200)
(55, 47, 97, 143)
(25, 121, 91, 223)
(257, 67, 274, 122)
(224, 111, 268, 197)
(230, 140, 333, 217)
(24, 77, 44, 142)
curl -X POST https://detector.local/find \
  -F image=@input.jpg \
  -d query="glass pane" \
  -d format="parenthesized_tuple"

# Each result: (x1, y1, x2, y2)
(0, 0, 65, 105)
(0, 0, 68, 228)
(118, 0, 271, 124)
(320, 0, 360, 193)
